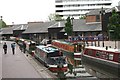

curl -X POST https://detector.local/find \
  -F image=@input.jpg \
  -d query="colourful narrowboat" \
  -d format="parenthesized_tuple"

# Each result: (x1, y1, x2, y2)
(52, 40, 84, 66)
(34, 44, 68, 72)
(82, 46, 120, 78)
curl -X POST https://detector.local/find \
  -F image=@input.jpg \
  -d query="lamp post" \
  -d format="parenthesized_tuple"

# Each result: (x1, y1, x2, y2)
(100, 7, 105, 47)
(0, 16, 2, 43)
(71, 16, 74, 37)
(71, 16, 77, 76)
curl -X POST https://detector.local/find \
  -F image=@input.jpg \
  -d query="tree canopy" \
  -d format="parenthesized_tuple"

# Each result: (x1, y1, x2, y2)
(108, 10, 120, 40)
(0, 20, 7, 28)
(64, 16, 73, 36)
(48, 13, 63, 21)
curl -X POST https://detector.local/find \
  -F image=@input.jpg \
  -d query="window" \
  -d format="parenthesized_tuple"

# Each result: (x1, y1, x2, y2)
(109, 53, 114, 60)
(96, 15, 100, 22)
(96, 51, 101, 57)
(87, 49, 93, 56)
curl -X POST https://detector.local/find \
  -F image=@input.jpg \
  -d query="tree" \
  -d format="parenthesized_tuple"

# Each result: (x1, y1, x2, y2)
(108, 10, 120, 40)
(2, 21, 7, 28)
(48, 13, 63, 21)
(79, 15, 86, 19)
(0, 20, 7, 28)
(65, 16, 73, 36)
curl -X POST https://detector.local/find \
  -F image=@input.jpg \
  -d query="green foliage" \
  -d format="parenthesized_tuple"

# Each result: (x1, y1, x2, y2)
(108, 10, 120, 40)
(79, 15, 86, 19)
(65, 16, 73, 36)
(48, 13, 63, 21)
(68, 64, 73, 74)
(2, 21, 7, 28)
(0, 20, 7, 28)
(55, 14, 63, 21)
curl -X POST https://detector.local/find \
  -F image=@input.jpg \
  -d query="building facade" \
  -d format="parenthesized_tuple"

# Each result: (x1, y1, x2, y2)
(118, 1, 120, 6)
(55, 0, 112, 19)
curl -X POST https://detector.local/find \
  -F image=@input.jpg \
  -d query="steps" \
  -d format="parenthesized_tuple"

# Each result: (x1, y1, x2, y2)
(65, 65, 98, 80)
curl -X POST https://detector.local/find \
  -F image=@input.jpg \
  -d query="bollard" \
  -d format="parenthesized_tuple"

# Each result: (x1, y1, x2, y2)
(31, 51, 34, 56)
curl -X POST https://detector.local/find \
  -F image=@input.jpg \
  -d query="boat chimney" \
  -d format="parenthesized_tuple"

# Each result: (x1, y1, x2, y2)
(109, 46, 111, 48)
(106, 46, 108, 50)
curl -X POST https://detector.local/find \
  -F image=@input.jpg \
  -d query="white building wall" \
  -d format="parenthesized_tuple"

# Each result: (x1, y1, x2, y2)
(118, 1, 120, 6)
(55, 0, 112, 19)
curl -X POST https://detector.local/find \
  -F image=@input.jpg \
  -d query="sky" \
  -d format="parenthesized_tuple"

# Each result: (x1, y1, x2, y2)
(0, 0, 119, 25)
(0, 0, 55, 25)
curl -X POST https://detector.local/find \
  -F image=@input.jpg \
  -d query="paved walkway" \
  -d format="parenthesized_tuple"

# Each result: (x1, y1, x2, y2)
(0, 41, 2, 79)
(0, 41, 45, 78)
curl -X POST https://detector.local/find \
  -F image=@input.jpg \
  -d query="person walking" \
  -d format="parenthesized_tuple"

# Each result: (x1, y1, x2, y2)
(23, 41, 26, 53)
(11, 43, 15, 55)
(3, 42, 7, 54)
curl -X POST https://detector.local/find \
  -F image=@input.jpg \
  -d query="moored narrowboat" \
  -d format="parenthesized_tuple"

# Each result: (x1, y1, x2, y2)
(34, 44, 68, 72)
(52, 40, 84, 66)
(82, 46, 120, 78)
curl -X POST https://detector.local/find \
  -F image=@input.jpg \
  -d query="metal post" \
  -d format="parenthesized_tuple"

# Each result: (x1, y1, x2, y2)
(109, 30, 110, 41)
(71, 16, 74, 37)
(115, 40, 117, 49)
(0, 16, 2, 43)
(100, 7, 105, 47)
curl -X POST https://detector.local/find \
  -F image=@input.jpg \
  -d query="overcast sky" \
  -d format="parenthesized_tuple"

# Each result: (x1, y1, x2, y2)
(0, 0, 119, 25)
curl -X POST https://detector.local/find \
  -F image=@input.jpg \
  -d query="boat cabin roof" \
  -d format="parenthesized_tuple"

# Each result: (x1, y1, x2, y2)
(25, 40, 36, 44)
(85, 46, 120, 53)
(36, 45, 59, 53)
(53, 40, 83, 45)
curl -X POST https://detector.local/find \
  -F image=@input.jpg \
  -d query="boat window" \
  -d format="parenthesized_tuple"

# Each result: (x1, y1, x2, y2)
(78, 44, 82, 52)
(47, 51, 59, 57)
(56, 57, 66, 64)
(87, 49, 93, 56)
(96, 51, 101, 57)
(108, 53, 114, 60)
(101, 52, 109, 59)
(119, 54, 120, 63)
(74, 44, 78, 52)
(48, 58, 56, 65)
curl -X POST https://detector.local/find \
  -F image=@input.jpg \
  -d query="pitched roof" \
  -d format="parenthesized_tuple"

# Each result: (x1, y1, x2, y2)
(86, 9, 100, 16)
(48, 21, 65, 28)
(2, 19, 101, 35)
(2, 24, 28, 35)
(106, 6, 120, 13)
(116, 6, 120, 12)
(60, 19, 101, 32)
(23, 21, 56, 34)
(13, 24, 28, 30)
(2, 27, 14, 35)
(87, 8, 108, 16)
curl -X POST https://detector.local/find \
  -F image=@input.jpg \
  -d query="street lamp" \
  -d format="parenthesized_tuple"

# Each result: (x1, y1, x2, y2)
(0, 16, 3, 43)
(0, 16, 2, 29)
(100, 7, 105, 47)
(71, 16, 74, 37)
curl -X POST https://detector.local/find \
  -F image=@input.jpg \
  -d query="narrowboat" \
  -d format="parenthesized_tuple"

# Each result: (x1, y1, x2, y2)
(52, 40, 84, 66)
(34, 44, 68, 72)
(25, 40, 36, 53)
(82, 46, 120, 78)
(16, 38, 36, 54)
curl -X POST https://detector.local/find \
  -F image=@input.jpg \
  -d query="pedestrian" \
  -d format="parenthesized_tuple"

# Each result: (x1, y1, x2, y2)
(3, 42, 7, 54)
(23, 41, 26, 53)
(11, 43, 15, 55)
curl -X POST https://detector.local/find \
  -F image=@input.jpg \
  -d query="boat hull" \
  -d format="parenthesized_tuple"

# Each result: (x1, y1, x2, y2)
(82, 54, 120, 78)
(48, 64, 68, 72)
